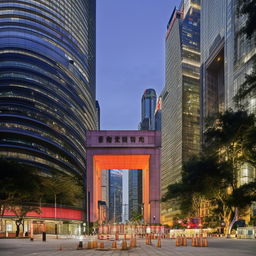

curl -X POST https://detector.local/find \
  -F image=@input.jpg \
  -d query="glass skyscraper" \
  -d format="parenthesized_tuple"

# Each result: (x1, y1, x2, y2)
(201, 0, 256, 193)
(0, 0, 97, 177)
(140, 89, 157, 130)
(109, 170, 123, 223)
(161, 0, 201, 225)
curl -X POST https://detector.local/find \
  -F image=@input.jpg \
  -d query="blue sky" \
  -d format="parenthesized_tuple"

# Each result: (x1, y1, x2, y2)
(96, 0, 180, 130)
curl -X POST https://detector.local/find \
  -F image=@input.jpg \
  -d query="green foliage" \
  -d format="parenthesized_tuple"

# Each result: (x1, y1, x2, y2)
(0, 158, 84, 235)
(130, 211, 143, 224)
(162, 109, 256, 234)
(237, 0, 256, 39)
(40, 172, 83, 207)
(232, 182, 256, 208)
(0, 159, 42, 216)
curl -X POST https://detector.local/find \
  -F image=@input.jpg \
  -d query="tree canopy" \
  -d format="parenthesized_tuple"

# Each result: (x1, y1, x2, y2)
(162, 109, 256, 235)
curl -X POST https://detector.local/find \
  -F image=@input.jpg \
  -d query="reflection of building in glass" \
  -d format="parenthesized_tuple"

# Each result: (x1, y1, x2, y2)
(101, 169, 110, 221)
(109, 170, 123, 223)
(128, 169, 142, 219)
(0, 0, 97, 177)
(161, 0, 201, 225)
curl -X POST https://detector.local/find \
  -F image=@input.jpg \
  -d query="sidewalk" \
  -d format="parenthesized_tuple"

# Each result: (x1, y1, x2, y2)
(0, 237, 255, 256)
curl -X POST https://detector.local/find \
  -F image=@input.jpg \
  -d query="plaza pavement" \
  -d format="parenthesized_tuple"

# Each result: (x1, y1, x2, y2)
(0, 237, 255, 256)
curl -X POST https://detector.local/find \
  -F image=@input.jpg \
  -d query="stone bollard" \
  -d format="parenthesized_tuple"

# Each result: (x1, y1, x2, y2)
(87, 241, 92, 249)
(203, 238, 208, 247)
(93, 240, 98, 248)
(175, 237, 180, 247)
(130, 239, 134, 248)
(121, 240, 128, 250)
(157, 236, 161, 248)
(199, 237, 203, 247)
(112, 241, 117, 249)
(183, 236, 187, 246)
(191, 237, 195, 247)
(195, 237, 199, 247)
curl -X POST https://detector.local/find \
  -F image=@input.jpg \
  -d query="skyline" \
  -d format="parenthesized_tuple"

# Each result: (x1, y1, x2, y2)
(96, 0, 180, 130)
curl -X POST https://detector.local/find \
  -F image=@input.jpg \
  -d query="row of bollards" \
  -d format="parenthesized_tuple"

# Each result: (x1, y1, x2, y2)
(175, 235, 208, 247)
(71, 238, 137, 251)
(145, 235, 162, 248)
(191, 237, 208, 247)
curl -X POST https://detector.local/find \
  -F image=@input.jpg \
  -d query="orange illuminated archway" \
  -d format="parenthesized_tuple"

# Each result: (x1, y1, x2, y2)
(86, 130, 161, 225)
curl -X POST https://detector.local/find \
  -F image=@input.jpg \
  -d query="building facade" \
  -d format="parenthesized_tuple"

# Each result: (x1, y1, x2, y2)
(200, 0, 256, 221)
(161, 0, 201, 225)
(0, 0, 97, 232)
(0, 0, 96, 177)
(109, 170, 123, 223)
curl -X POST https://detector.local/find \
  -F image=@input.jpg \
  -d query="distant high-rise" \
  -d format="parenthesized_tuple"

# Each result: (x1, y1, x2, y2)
(101, 169, 109, 221)
(128, 89, 157, 220)
(96, 100, 101, 130)
(109, 170, 123, 223)
(155, 96, 162, 131)
(140, 89, 157, 130)
(0, 0, 97, 177)
(128, 170, 142, 219)
(161, 0, 201, 225)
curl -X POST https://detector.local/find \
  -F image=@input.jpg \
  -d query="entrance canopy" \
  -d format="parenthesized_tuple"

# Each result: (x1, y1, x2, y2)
(86, 130, 161, 224)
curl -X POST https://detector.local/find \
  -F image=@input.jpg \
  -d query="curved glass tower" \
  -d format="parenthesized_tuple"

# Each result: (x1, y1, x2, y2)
(0, 0, 96, 176)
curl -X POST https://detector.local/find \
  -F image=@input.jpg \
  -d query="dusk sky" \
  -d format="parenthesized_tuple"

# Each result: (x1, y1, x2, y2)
(96, 0, 180, 130)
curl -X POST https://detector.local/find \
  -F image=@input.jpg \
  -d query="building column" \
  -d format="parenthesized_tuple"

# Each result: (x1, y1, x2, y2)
(149, 150, 160, 224)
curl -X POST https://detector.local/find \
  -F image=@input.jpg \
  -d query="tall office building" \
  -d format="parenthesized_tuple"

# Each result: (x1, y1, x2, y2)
(200, 0, 256, 220)
(0, 1, 97, 177)
(201, 0, 256, 128)
(140, 89, 157, 130)
(161, 0, 201, 225)
(109, 170, 123, 223)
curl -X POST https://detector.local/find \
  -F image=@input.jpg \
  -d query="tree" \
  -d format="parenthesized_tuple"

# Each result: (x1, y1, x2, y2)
(40, 172, 83, 207)
(163, 110, 256, 235)
(163, 155, 235, 235)
(0, 159, 42, 236)
(130, 211, 143, 224)
(204, 109, 255, 188)
(237, 0, 256, 39)
(0, 158, 83, 236)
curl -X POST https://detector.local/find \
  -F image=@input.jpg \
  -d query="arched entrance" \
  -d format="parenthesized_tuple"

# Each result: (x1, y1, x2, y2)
(86, 130, 161, 224)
